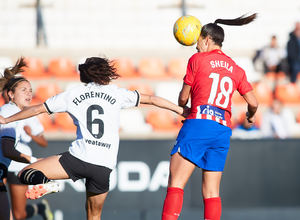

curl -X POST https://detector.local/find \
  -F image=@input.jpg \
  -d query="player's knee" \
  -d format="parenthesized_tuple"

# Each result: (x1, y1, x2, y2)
(87, 199, 104, 214)
(19, 168, 33, 184)
(168, 178, 185, 189)
(19, 168, 50, 185)
(13, 210, 27, 220)
(17, 169, 25, 179)
(91, 200, 103, 210)
(202, 189, 219, 199)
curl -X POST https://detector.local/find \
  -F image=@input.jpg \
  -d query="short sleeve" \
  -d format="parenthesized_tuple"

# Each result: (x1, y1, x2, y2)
(118, 88, 140, 109)
(44, 91, 68, 114)
(26, 116, 44, 136)
(237, 69, 253, 95)
(184, 55, 197, 86)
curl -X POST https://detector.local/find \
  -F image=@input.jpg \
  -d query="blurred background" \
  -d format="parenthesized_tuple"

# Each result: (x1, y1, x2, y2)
(0, 0, 300, 219)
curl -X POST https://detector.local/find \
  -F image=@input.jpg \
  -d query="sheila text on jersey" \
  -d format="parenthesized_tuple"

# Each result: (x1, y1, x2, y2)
(72, 91, 116, 106)
(210, 60, 233, 73)
(84, 138, 111, 149)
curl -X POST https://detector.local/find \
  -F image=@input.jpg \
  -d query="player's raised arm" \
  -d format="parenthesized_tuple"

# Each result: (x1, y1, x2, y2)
(139, 93, 185, 116)
(0, 103, 47, 124)
(178, 83, 191, 107)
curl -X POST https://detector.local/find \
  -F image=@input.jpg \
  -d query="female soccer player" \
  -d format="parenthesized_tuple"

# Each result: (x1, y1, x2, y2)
(1, 88, 52, 220)
(0, 57, 186, 220)
(0, 58, 43, 220)
(161, 14, 259, 220)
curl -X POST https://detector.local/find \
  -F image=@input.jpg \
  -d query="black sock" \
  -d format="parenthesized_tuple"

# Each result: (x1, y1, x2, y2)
(38, 200, 53, 220)
(37, 202, 46, 215)
(19, 168, 50, 185)
(27, 202, 48, 219)
(26, 204, 38, 218)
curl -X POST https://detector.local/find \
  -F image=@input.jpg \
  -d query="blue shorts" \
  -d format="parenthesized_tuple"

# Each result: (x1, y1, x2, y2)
(171, 119, 232, 171)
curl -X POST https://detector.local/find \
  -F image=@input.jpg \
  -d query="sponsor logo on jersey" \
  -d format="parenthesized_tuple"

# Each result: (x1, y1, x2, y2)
(198, 105, 225, 120)
(84, 138, 111, 149)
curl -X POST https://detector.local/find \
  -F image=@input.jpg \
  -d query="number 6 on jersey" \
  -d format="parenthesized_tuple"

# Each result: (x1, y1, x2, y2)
(87, 105, 104, 139)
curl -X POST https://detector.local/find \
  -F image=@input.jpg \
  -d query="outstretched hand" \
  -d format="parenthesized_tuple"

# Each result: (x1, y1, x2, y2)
(0, 115, 6, 124)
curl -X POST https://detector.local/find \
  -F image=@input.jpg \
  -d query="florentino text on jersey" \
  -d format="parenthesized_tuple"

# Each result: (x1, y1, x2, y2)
(72, 91, 116, 106)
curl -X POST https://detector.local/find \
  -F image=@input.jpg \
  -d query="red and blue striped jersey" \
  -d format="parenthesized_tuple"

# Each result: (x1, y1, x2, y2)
(184, 49, 252, 128)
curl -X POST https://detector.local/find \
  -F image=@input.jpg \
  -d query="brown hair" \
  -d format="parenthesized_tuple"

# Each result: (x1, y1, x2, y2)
(78, 57, 119, 85)
(0, 57, 28, 98)
(200, 13, 257, 47)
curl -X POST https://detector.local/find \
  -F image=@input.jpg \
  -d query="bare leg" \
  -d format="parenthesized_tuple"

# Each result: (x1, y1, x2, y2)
(202, 170, 222, 199)
(8, 184, 27, 220)
(161, 153, 196, 220)
(85, 191, 108, 220)
(168, 152, 196, 188)
(202, 170, 223, 220)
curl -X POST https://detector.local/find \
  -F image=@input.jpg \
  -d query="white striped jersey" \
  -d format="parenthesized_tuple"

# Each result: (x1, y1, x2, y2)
(44, 83, 139, 169)
(8, 116, 44, 172)
(0, 102, 25, 167)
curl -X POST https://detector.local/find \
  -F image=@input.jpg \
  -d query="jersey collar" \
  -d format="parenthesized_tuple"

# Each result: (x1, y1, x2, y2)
(209, 49, 224, 55)
(8, 101, 21, 111)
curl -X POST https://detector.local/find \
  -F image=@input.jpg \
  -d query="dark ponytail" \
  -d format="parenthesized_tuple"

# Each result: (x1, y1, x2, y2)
(201, 13, 257, 47)
(214, 13, 257, 26)
(0, 57, 28, 97)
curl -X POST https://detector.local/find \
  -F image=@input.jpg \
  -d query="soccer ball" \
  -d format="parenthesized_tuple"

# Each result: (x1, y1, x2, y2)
(173, 15, 202, 46)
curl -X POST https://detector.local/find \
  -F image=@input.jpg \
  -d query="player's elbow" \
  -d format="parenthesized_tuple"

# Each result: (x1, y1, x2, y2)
(248, 98, 259, 112)
(140, 94, 153, 105)
(178, 97, 187, 107)
(149, 95, 160, 105)
(178, 92, 189, 107)
(243, 91, 259, 111)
